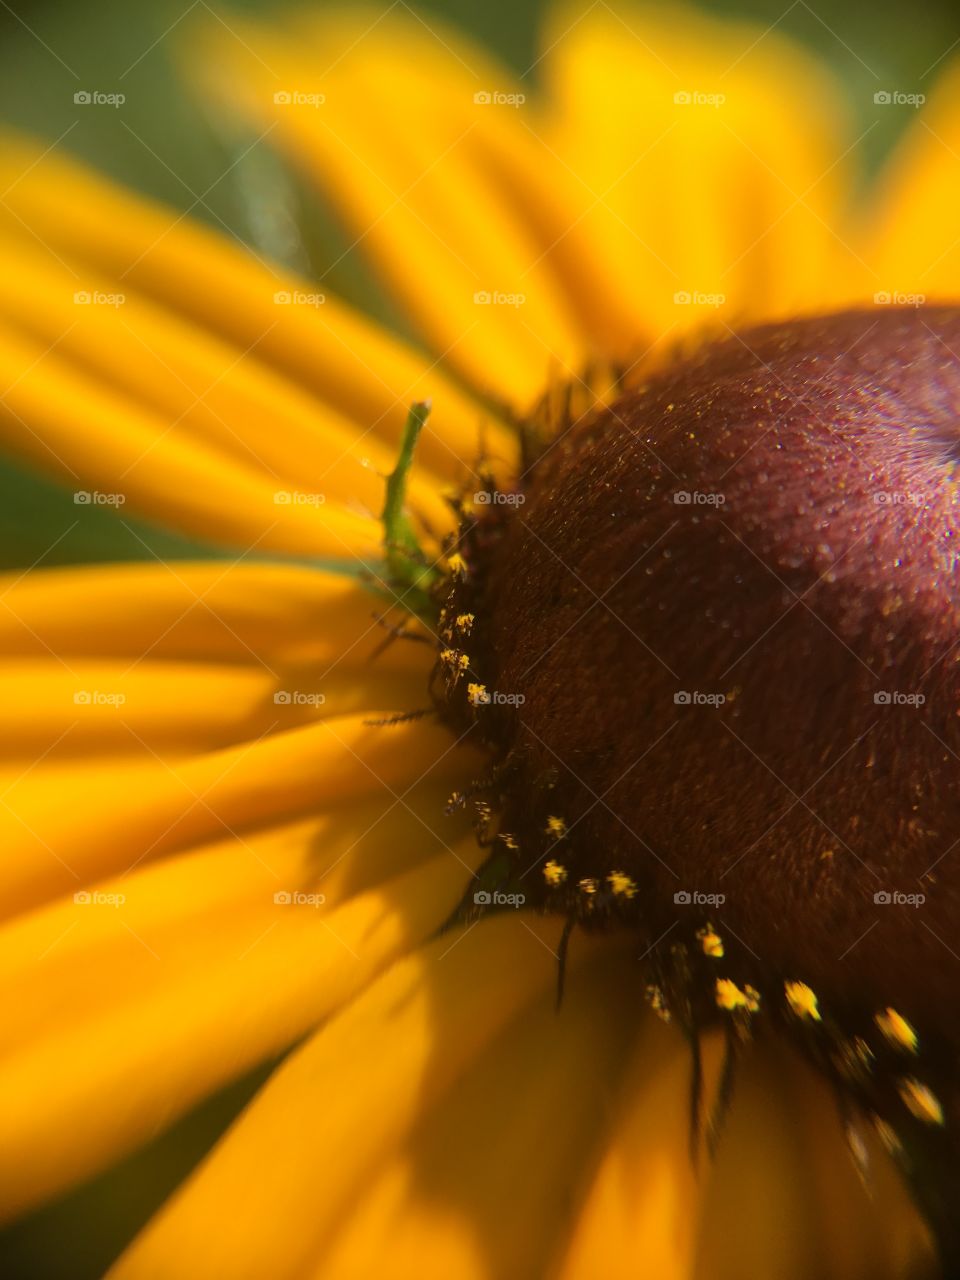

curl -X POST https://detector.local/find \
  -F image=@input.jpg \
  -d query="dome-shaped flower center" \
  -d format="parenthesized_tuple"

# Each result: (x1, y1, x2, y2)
(435, 307, 960, 1257)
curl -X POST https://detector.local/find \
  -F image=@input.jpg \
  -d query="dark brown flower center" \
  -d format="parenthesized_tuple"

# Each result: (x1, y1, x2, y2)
(435, 307, 960, 1259)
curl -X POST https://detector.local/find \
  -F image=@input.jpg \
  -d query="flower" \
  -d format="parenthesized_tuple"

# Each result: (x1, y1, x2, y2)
(0, 3, 953, 1276)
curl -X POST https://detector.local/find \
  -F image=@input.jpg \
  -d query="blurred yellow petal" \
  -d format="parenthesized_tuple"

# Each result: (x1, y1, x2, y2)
(191, 12, 588, 406)
(0, 560, 424, 669)
(313, 936, 643, 1280)
(108, 915, 618, 1280)
(0, 134, 518, 486)
(0, 710, 474, 920)
(542, 2, 865, 347)
(0, 826, 481, 1223)
(862, 62, 960, 302)
(557, 1027, 727, 1280)
(694, 1039, 937, 1279)
(0, 320, 379, 558)
(0, 560, 468, 917)
(0, 657, 429, 757)
(0, 234, 453, 538)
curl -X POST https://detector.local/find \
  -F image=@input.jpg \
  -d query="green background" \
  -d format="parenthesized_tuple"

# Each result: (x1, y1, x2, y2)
(0, 0, 957, 1274)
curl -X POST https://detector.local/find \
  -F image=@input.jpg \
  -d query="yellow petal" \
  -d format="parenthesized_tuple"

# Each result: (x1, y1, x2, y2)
(108, 915, 616, 1280)
(0, 319, 382, 559)
(314, 935, 644, 1279)
(0, 657, 428, 757)
(557, 1027, 726, 1280)
(0, 133, 517, 486)
(694, 1038, 937, 1279)
(0, 709, 474, 920)
(862, 61, 960, 302)
(0, 560, 427, 671)
(0, 233, 453, 539)
(189, 12, 588, 407)
(0, 820, 482, 1223)
(542, 2, 863, 349)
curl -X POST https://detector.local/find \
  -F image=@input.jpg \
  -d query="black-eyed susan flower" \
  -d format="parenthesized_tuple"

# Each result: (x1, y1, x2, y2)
(1, 3, 959, 1276)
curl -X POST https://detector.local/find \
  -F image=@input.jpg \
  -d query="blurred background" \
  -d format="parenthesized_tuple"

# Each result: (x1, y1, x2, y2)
(0, 0, 957, 1273)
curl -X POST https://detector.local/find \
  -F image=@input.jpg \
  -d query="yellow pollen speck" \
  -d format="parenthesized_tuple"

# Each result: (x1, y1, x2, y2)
(578, 877, 598, 896)
(467, 682, 489, 706)
(543, 859, 568, 887)
(696, 926, 724, 958)
(455, 613, 475, 633)
(715, 979, 760, 1013)
(607, 870, 637, 898)
(785, 980, 821, 1021)
(545, 815, 567, 839)
(440, 648, 457, 666)
(873, 1116, 902, 1155)
(647, 985, 671, 1022)
(898, 1077, 944, 1126)
(457, 653, 471, 671)
(875, 1007, 918, 1053)
(499, 833, 518, 850)
(446, 552, 467, 577)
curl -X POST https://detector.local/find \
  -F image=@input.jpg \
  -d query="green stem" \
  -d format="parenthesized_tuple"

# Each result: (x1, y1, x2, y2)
(381, 401, 439, 618)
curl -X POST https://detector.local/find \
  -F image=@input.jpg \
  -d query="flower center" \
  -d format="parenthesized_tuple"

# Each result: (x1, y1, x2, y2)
(434, 306, 960, 1258)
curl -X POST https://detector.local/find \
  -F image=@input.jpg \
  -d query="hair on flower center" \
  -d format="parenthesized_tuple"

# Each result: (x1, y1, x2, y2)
(432, 307, 960, 1262)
